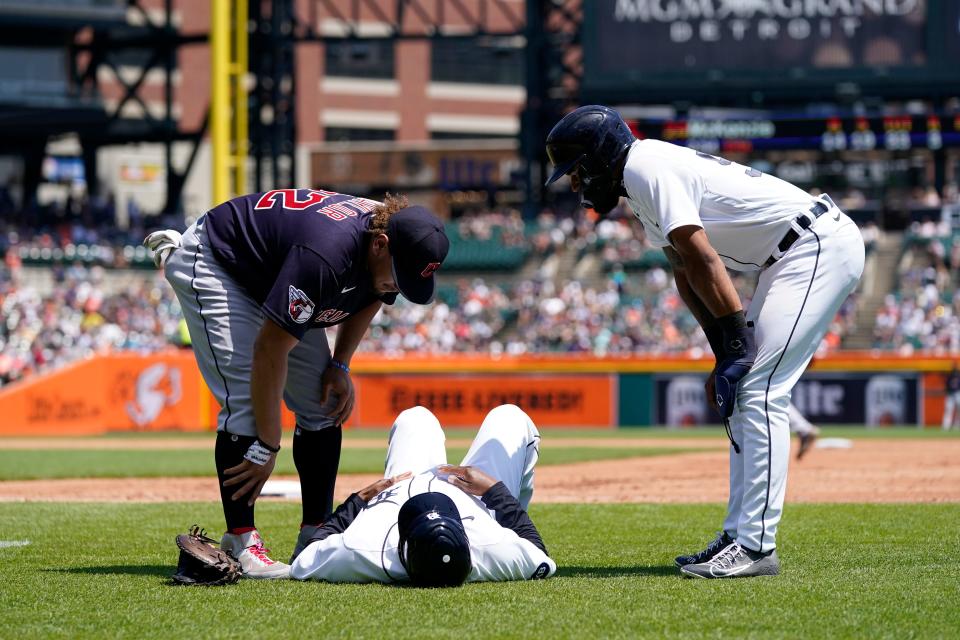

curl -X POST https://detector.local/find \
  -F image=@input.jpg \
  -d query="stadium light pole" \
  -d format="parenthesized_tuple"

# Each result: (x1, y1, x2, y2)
(211, 0, 248, 207)
(211, 0, 229, 206)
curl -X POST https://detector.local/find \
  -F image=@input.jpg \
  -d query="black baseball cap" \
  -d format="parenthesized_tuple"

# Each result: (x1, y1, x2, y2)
(387, 206, 450, 305)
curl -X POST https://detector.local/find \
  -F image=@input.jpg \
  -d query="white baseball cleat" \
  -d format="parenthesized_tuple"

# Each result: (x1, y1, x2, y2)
(675, 530, 735, 568)
(680, 541, 779, 579)
(221, 529, 290, 579)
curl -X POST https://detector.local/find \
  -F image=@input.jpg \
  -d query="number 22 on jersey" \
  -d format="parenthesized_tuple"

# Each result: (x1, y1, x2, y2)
(254, 189, 339, 211)
(253, 189, 378, 221)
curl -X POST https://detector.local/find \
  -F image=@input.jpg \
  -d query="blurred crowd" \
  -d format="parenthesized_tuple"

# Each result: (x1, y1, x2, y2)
(3, 191, 958, 384)
(0, 191, 173, 270)
(873, 224, 960, 354)
(0, 263, 181, 384)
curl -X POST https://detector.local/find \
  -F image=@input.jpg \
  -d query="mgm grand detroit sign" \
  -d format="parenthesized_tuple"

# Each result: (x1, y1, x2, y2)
(613, 1, 922, 37)
(603, 1, 926, 69)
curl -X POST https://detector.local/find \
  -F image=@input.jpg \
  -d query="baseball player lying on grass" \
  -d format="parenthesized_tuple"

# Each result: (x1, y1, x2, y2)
(290, 404, 556, 586)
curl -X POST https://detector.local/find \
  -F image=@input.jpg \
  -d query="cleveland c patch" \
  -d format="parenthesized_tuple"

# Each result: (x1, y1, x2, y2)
(288, 285, 315, 324)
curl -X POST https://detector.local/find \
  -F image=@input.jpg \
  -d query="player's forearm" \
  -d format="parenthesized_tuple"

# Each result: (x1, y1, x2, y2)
(305, 493, 366, 543)
(481, 482, 548, 554)
(684, 255, 741, 318)
(672, 267, 715, 329)
(668, 232, 741, 319)
(332, 301, 381, 364)
(674, 269, 728, 359)
(251, 340, 288, 448)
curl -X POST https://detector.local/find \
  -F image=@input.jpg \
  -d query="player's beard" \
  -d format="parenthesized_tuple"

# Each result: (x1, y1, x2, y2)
(581, 178, 622, 215)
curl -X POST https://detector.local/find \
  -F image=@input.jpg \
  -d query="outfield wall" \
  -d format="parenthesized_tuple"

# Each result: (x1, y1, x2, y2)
(0, 351, 954, 435)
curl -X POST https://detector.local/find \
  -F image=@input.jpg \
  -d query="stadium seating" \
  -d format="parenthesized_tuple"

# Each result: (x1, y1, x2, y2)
(872, 223, 959, 353)
(15, 243, 155, 269)
(441, 224, 530, 272)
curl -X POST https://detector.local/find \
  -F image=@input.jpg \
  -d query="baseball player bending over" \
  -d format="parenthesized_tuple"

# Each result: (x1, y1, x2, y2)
(145, 190, 449, 579)
(290, 404, 556, 585)
(545, 106, 864, 578)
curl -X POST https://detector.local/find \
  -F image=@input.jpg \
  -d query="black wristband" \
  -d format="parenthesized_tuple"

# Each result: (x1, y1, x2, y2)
(716, 310, 747, 332)
(717, 311, 749, 357)
(704, 323, 726, 359)
(256, 437, 280, 453)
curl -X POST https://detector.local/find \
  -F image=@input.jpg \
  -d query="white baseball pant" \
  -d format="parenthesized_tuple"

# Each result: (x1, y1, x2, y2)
(384, 404, 541, 509)
(723, 210, 864, 553)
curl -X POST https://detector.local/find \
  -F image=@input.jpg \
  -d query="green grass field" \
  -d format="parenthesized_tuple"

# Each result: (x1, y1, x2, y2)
(0, 446, 701, 481)
(1, 502, 957, 639)
(2, 428, 957, 638)
(79, 425, 960, 440)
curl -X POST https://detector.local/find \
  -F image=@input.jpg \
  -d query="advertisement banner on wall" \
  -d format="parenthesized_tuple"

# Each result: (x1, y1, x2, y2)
(354, 374, 616, 428)
(654, 373, 919, 426)
(0, 353, 209, 436)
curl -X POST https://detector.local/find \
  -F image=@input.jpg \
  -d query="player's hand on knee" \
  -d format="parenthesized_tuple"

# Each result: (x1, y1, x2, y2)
(357, 471, 412, 501)
(439, 465, 498, 496)
(223, 454, 276, 506)
(321, 365, 355, 425)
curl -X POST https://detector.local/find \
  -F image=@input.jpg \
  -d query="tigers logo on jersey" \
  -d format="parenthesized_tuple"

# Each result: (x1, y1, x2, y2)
(288, 285, 314, 324)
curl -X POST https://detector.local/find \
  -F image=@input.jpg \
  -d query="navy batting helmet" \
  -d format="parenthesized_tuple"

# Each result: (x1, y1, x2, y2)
(545, 105, 636, 214)
(398, 492, 471, 587)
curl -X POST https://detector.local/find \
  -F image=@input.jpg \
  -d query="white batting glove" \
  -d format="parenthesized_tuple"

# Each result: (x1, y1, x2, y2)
(143, 229, 183, 269)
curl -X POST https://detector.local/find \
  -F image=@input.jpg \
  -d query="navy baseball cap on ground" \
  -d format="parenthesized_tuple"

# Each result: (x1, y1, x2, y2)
(387, 206, 450, 304)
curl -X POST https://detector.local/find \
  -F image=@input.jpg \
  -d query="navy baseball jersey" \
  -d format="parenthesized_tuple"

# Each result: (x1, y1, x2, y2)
(204, 189, 397, 339)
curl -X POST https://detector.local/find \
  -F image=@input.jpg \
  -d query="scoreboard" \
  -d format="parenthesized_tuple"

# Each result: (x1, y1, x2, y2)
(584, 1, 960, 104)
(627, 113, 960, 154)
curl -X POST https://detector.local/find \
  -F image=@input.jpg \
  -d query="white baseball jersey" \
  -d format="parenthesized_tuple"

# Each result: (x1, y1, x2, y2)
(290, 469, 556, 583)
(622, 139, 818, 271)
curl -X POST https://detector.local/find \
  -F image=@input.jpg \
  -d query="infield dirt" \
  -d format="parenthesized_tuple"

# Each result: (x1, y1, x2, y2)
(0, 438, 956, 504)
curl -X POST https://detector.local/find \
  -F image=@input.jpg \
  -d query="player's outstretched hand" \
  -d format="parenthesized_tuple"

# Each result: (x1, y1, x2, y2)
(439, 465, 498, 496)
(357, 471, 412, 501)
(223, 456, 276, 506)
(320, 365, 355, 426)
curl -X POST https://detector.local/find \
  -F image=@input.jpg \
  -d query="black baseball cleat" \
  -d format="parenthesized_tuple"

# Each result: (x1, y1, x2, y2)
(675, 531, 735, 568)
(680, 541, 780, 579)
(796, 427, 820, 461)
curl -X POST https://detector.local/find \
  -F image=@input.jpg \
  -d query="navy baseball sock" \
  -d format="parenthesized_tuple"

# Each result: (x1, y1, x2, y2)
(215, 431, 257, 532)
(293, 425, 342, 526)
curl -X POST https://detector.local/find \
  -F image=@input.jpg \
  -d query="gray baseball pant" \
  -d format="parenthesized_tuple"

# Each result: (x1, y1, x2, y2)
(163, 216, 339, 436)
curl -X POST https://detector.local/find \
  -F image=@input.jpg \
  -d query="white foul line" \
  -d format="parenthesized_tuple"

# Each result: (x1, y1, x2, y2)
(0, 540, 30, 549)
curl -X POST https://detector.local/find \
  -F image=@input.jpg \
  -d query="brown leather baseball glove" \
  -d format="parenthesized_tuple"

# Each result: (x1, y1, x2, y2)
(171, 525, 242, 586)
